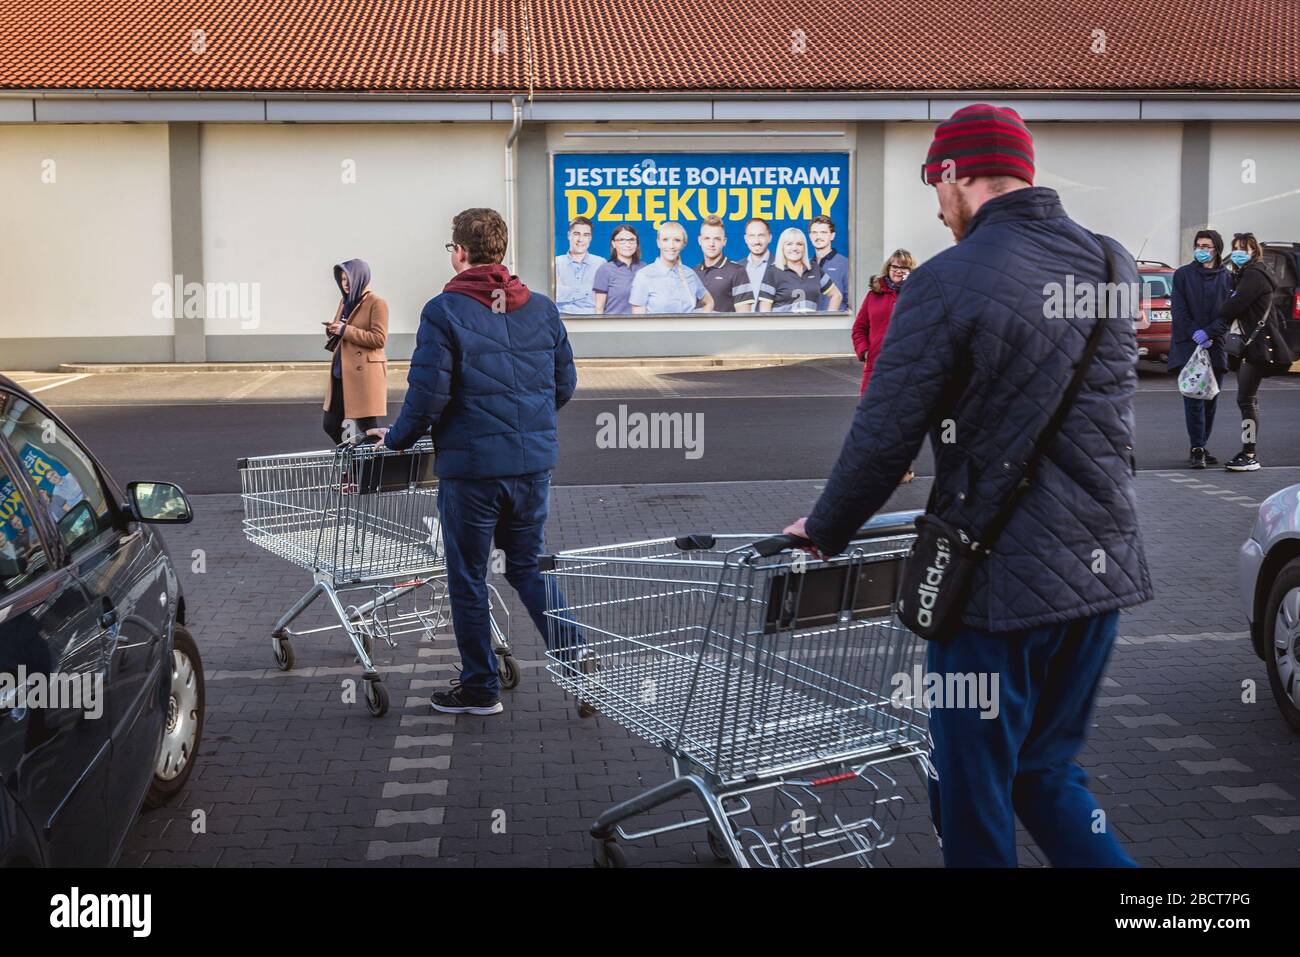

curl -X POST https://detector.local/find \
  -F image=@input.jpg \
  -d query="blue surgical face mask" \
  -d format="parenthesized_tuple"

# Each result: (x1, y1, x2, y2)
(1193, 249, 1213, 264)
(1230, 250, 1251, 267)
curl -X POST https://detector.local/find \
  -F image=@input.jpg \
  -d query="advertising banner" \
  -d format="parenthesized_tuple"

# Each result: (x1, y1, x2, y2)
(553, 151, 852, 316)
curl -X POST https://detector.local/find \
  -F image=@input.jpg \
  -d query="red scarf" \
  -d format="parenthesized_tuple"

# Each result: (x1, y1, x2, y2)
(444, 264, 531, 311)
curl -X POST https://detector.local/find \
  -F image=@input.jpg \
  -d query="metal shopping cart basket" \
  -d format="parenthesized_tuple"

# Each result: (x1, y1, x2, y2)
(238, 435, 517, 717)
(542, 510, 936, 868)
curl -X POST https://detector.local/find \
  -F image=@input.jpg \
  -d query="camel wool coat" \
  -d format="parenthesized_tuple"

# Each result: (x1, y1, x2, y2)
(322, 291, 389, 420)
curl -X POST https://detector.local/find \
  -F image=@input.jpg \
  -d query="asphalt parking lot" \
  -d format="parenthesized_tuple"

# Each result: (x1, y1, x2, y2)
(7, 362, 1300, 867)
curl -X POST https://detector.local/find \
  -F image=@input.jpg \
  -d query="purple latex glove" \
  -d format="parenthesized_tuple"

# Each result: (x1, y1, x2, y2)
(1192, 329, 1211, 348)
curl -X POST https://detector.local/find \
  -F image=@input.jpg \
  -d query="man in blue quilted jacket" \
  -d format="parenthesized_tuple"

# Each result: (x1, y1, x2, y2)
(374, 208, 579, 716)
(785, 105, 1152, 866)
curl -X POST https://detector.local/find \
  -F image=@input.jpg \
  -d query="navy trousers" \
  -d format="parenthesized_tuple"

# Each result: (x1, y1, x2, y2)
(437, 472, 580, 698)
(925, 609, 1135, 867)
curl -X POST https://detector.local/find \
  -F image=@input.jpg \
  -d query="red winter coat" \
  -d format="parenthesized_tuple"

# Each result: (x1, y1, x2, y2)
(851, 283, 899, 394)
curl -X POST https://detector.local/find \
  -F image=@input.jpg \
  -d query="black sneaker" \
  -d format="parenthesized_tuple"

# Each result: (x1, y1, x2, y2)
(1224, 451, 1261, 472)
(1204, 452, 1219, 465)
(430, 686, 503, 715)
(1189, 447, 1207, 469)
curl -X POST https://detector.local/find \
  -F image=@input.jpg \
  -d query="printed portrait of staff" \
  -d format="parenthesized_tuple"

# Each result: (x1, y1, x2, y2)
(763, 227, 841, 312)
(694, 215, 755, 312)
(740, 217, 776, 312)
(322, 258, 389, 444)
(555, 216, 608, 314)
(629, 221, 715, 314)
(808, 215, 850, 311)
(592, 223, 645, 314)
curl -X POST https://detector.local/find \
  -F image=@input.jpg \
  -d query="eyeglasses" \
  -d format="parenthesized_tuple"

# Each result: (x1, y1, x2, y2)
(889, 265, 911, 273)
(445, 242, 459, 252)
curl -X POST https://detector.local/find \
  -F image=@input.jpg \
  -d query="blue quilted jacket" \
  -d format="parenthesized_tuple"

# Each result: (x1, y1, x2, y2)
(384, 287, 577, 479)
(805, 187, 1153, 631)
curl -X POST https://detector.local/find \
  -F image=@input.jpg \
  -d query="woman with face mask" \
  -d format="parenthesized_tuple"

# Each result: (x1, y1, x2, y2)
(1169, 229, 1230, 469)
(1218, 232, 1295, 471)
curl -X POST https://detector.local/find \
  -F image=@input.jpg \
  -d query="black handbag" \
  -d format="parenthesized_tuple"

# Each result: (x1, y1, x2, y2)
(895, 236, 1119, 642)
(1223, 318, 1261, 360)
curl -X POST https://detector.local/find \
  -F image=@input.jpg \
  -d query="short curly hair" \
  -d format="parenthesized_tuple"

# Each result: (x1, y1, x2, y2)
(452, 208, 509, 265)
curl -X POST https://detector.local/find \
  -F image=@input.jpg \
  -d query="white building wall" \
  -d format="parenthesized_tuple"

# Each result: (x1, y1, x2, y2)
(200, 123, 507, 342)
(883, 122, 1183, 267)
(1207, 122, 1300, 243)
(0, 123, 172, 342)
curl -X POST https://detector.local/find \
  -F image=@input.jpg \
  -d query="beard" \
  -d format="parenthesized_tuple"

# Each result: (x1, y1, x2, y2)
(943, 190, 976, 242)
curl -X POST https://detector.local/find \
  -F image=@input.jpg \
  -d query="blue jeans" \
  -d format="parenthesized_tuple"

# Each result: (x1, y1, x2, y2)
(1180, 363, 1222, 449)
(925, 610, 1135, 868)
(437, 472, 580, 698)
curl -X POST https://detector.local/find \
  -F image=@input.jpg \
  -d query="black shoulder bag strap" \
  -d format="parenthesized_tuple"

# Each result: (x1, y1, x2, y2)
(895, 233, 1119, 640)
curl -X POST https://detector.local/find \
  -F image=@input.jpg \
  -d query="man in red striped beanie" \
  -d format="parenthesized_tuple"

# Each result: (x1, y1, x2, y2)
(922, 103, 1036, 241)
(786, 102, 1148, 867)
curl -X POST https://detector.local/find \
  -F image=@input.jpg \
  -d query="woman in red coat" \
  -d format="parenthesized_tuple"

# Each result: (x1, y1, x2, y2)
(851, 248, 917, 479)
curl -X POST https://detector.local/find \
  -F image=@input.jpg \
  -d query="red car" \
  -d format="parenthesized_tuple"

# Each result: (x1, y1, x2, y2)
(1135, 260, 1173, 366)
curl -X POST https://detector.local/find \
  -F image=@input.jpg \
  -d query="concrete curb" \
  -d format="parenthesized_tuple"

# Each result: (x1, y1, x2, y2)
(57, 355, 843, 373)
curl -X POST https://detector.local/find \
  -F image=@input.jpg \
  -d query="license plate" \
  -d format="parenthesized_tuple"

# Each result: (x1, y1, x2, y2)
(1150, 310, 1171, 323)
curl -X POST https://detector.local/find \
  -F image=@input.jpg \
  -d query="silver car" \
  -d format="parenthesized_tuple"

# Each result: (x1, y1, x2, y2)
(1239, 482, 1300, 732)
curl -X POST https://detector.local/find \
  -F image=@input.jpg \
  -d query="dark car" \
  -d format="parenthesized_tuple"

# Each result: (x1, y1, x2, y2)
(1260, 241, 1300, 357)
(0, 374, 202, 866)
(1135, 260, 1174, 366)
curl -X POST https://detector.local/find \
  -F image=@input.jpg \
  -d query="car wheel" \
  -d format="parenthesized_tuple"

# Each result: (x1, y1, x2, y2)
(145, 626, 205, 808)
(1263, 559, 1300, 734)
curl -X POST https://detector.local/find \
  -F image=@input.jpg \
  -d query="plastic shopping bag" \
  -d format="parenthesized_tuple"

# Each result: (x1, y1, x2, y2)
(1178, 345, 1220, 400)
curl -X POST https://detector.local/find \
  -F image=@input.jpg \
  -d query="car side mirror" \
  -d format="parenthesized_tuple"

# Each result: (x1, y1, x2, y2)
(127, 482, 194, 524)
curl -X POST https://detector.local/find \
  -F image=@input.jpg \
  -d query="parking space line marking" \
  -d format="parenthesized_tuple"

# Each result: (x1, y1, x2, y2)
(375, 807, 446, 828)
(1114, 714, 1180, 728)
(393, 734, 454, 749)
(1253, 816, 1300, 835)
(383, 780, 450, 798)
(365, 837, 441, 861)
(1144, 735, 1213, 751)
(28, 372, 91, 394)
(1177, 758, 1251, 774)
(388, 755, 451, 772)
(224, 370, 284, 401)
(1116, 631, 1247, 646)
(1213, 784, 1294, 803)
(1095, 694, 1149, 707)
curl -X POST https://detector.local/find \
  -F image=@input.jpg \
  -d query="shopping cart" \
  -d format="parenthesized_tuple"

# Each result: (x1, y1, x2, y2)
(542, 510, 936, 868)
(237, 435, 517, 717)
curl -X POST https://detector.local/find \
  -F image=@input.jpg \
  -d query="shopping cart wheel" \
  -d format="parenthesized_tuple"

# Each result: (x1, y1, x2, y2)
(707, 827, 734, 864)
(592, 839, 627, 869)
(272, 636, 295, 672)
(364, 678, 389, 717)
(498, 654, 521, 691)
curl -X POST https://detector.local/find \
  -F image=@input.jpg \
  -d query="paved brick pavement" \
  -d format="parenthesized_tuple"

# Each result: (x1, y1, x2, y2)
(122, 467, 1300, 867)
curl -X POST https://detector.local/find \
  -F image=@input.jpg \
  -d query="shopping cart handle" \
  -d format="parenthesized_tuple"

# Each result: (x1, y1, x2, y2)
(751, 533, 811, 557)
(674, 534, 716, 551)
(339, 432, 383, 449)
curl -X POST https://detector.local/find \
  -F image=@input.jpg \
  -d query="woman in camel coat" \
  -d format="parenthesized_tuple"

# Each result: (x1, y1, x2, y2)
(323, 258, 389, 443)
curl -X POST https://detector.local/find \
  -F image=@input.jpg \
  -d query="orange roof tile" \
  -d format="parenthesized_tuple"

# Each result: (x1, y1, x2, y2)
(1, 0, 1297, 94)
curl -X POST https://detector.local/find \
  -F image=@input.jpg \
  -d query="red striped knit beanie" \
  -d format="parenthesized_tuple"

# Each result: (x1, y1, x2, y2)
(922, 104, 1035, 186)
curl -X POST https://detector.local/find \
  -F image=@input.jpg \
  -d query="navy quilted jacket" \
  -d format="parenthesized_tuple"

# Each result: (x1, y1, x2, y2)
(384, 289, 577, 479)
(805, 187, 1153, 632)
